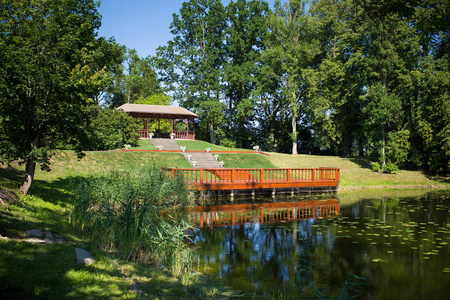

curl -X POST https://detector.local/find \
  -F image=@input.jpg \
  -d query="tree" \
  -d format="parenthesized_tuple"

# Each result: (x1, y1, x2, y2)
(224, 0, 269, 147)
(86, 109, 139, 150)
(306, 0, 366, 156)
(0, 0, 112, 194)
(155, 0, 227, 144)
(264, 0, 320, 155)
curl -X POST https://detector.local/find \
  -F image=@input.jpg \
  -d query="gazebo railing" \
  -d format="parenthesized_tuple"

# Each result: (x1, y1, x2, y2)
(136, 130, 195, 139)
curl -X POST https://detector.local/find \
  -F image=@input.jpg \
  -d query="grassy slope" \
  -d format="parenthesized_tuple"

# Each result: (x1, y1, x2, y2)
(1, 146, 448, 298)
(176, 140, 252, 151)
(265, 153, 448, 189)
(0, 151, 228, 299)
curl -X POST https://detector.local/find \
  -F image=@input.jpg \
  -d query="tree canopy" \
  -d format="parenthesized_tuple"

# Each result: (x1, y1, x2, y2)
(0, 0, 119, 194)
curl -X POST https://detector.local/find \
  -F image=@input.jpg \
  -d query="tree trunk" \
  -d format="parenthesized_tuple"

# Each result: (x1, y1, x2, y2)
(20, 159, 37, 195)
(342, 129, 351, 156)
(381, 127, 386, 166)
(209, 123, 216, 145)
(292, 114, 298, 155)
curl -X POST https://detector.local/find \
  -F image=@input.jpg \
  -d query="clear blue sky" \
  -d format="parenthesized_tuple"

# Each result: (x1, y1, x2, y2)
(97, 0, 277, 58)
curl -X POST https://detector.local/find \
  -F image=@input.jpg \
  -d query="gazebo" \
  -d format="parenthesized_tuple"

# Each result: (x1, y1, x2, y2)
(117, 103, 198, 140)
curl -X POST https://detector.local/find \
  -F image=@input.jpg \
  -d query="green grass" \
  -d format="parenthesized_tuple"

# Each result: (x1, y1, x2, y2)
(0, 146, 448, 299)
(176, 140, 252, 151)
(219, 153, 276, 168)
(265, 153, 449, 189)
(131, 139, 156, 150)
(0, 241, 137, 299)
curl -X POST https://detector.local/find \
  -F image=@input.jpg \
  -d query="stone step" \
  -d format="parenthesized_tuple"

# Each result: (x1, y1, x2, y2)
(183, 152, 222, 168)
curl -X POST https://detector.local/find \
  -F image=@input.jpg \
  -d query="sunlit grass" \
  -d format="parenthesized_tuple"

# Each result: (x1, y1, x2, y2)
(265, 153, 449, 189)
(131, 139, 156, 150)
(176, 140, 252, 151)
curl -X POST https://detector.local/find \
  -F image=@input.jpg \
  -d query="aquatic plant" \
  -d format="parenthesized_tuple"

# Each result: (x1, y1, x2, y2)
(70, 167, 194, 276)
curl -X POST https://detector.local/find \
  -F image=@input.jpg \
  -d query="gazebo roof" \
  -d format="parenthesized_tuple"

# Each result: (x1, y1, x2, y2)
(117, 103, 199, 120)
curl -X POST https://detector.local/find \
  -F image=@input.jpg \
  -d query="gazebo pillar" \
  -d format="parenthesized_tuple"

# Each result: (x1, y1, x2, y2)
(186, 119, 189, 139)
(146, 118, 149, 138)
(171, 119, 174, 136)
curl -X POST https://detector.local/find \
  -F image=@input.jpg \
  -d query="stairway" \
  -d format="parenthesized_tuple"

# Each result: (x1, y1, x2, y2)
(150, 138, 223, 168)
(184, 152, 223, 168)
(150, 138, 180, 150)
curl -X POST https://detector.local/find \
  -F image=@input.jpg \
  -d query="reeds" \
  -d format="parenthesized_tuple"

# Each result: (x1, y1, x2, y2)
(70, 166, 194, 276)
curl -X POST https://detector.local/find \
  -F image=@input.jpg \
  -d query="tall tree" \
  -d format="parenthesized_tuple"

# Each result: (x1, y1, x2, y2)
(0, 0, 112, 194)
(264, 0, 320, 155)
(224, 0, 269, 147)
(307, 0, 366, 156)
(155, 0, 227, 144)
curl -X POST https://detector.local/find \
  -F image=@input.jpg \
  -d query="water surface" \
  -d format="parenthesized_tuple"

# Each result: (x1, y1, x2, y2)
(191, 190, 450, 299)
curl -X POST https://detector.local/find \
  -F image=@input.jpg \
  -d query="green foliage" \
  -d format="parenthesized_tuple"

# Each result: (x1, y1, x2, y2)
(86, 109, 139, 150)
(71, 167, 194, 276)
(263, 0, 319, 155)
(386, 130, 411, 167)
(0, 0, 120, 193)
(372, 162, 381, 173)
(384, 162, 399, 174)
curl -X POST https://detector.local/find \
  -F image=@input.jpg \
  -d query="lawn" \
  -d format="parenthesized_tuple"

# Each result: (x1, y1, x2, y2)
(1, 147, 448, 299)
(176, 140, 252, 151)
(265, 152, 448, 189)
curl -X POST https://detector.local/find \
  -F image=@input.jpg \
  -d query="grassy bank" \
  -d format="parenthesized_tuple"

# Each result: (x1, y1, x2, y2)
(265, 152, 449, 189)
(0, 158, 233, 299)
(1, 146, 448, 299)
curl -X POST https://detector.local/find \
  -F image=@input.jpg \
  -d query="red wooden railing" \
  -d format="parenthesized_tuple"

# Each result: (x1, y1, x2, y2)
(137, 130, 195, 139)
(162, 167, 340, 191)
(137, 129, 148, 138)
(189, 199, 340, 228)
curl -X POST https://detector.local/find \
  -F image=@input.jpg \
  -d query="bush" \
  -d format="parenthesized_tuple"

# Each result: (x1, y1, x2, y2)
(86, 108, 139, 150)
(372, 162, 381, 172)
(71, 167, 194, 276)
(384, 162, 399, 174)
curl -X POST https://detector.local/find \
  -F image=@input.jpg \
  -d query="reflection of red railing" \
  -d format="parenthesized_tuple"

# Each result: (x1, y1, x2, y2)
(162, 167, 340, 191)
(189, 199, 340, 228)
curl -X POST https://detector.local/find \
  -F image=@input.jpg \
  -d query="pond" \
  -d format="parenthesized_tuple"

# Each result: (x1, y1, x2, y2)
(190, 190, 450, 299)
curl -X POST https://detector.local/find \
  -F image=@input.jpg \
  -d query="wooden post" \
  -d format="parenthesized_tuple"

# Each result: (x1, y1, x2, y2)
(171, 119, 174, 136)
(286, 168, 290, 182)
(200, 169, 203, 183)
(231, 169, 235, 182)
(260, 169, 263, 182)
(311, 169, 315, 181)
(186, 119, 189, 139)
(146, 118, 149, 138)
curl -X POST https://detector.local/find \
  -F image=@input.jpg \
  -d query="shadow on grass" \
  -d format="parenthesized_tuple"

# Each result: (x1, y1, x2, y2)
(0, 240, 136, 299)
(345, 157, 374, 170)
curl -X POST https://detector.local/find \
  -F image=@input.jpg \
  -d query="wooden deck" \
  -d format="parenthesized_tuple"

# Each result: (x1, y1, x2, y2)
(189, 199, 340, 228)
(162, 167, 340, 191)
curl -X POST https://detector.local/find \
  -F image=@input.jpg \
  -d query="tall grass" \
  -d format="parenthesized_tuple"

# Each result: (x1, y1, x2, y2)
(70, 167, 194, 276)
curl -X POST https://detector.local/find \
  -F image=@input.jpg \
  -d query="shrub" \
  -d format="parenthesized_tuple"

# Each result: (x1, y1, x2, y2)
(86, 108, 139, 150)
(384, 162, 399, 174)
(372, 162, 381, 172)
(71, 167, 194, 276)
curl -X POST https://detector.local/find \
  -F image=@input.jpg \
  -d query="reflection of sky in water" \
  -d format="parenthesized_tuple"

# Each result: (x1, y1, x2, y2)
(192, 192, 450, 298)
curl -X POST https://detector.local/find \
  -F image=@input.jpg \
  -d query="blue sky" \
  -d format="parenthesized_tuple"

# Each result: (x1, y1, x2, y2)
(97, 0, 277, 58)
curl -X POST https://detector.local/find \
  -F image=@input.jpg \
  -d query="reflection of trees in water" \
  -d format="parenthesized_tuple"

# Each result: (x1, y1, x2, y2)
(193, 192, 450, 298)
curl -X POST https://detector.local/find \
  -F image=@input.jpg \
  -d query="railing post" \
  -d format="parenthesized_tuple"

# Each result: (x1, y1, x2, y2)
(200, 169, 203, 183)
(260, 169, 263, 182)
(311, 169, 315, 181)
(286, 169, 290, 182)
(231, 169, 235, 182)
